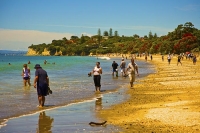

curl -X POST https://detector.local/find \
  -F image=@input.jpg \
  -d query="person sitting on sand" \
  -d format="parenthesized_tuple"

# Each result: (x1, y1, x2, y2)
(126, 58, 139, 88)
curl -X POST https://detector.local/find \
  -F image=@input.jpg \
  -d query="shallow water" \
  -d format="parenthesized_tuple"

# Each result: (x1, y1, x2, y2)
(0, 88, 128, 132)
(0, 55, 155, 131)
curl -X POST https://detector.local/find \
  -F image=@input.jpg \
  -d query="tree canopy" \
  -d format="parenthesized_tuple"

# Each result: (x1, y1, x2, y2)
(28, 22, 200, 56)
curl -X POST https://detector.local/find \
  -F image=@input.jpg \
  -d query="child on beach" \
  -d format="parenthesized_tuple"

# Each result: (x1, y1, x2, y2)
(22, 64, 31, 86)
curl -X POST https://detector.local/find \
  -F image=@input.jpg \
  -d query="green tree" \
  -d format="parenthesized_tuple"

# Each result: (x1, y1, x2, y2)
(148, 31, 153, 39)
(80, 34, 85, 44)
(48, 45, 56, 55)
(97, 28, 101, 45)
(133, 34, 140, 39)
(154, 33, 157, 38)
(114, 31, 118, 37)
(71, 36, 79, 40)
(103, 31, 108, 36)
(109, 28, 113, 37)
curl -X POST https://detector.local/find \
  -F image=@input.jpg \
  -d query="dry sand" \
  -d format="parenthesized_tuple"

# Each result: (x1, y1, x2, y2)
(98, 55, 200, 132)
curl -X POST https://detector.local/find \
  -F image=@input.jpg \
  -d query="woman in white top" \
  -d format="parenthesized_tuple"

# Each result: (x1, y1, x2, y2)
(167, 54, 171, 65)
(93, 62, 102, 92)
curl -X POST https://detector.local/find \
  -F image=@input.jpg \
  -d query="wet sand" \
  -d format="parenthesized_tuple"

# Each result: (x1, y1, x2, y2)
(0, 88, 128, 132)
(98, 55, 200, 132)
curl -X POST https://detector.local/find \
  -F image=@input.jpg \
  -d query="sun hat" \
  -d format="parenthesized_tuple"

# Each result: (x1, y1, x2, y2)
(34, 64, 41, 69)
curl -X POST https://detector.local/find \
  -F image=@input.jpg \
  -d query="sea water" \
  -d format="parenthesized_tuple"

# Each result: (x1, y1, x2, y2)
(0, 54, 154, 126)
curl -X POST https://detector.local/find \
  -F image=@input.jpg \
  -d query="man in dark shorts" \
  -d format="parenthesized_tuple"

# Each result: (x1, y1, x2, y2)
(33, 64, 50, 108)
(112, 61, 118, 77)
(177, 54, 182, 66)
(93, 62, 102, 92)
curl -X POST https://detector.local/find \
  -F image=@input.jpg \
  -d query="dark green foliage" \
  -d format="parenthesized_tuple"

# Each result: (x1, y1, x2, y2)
(28, 22, 200, 56)
(48, 45, 56, 55)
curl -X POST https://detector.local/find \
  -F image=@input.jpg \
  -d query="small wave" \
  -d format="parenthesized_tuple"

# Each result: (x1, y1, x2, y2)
(98, 57, 110, 60)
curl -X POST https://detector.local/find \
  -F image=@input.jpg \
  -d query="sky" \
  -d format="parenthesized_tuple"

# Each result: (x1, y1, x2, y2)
(0, 0, 200, 50)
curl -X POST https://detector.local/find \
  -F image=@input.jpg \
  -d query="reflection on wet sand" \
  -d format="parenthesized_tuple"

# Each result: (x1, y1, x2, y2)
(37, 111, 54, 133)
(95, 97, 102, 111)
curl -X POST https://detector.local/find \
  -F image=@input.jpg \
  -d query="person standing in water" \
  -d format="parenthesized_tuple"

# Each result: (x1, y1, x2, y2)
(22, 64, 31, 86)
(120, 58, 126, 77)
(34, 64, 50, 108)
(126, 58, 139, 88)
(93, 62, 102, 92)
(112, 61, 118, 77)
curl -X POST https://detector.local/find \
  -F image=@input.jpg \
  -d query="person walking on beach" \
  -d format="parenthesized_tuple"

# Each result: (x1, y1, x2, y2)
(150, 54, 153, 61)
(22, 64, 31, 86)
(193, 55, 197, 65)
(177, 54, 182, 66)
(126, 58, 139, 88)
(33, 64, 50, 108)
(162, 55, 164, 61)
(145, 54, 147, 61)
(120, 58, 126, 77)
(167, 54, 171, 65)
(112, 61, 118, 77)
(93, 62, 102, 92)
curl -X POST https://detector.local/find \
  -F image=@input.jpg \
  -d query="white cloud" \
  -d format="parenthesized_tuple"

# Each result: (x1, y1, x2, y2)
(175, 4, 200, 11)
(80, 32, 93, 37)
(0, 29, 73, 50)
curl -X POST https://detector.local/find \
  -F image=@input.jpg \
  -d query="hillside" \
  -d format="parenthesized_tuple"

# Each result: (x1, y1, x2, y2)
(27, 22, 200, 56)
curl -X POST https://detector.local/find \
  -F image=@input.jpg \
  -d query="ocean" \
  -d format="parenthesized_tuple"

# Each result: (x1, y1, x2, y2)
(0, 54, 154, 132)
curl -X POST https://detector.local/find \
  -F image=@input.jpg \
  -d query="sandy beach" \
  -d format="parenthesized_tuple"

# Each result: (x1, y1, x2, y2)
(98, 54, 200, 132)
(1, 54, 200, 132)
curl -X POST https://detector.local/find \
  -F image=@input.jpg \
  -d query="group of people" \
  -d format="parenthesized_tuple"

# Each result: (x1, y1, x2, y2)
(22, 63, 49, 108)
(167, 53, 197, 65)
(91, 58, 139, 94)
(21, 52, 198, 108)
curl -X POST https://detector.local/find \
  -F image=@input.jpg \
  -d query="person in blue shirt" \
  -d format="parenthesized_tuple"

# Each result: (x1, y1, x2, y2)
(34, 64, 50, 108)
